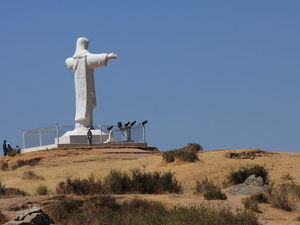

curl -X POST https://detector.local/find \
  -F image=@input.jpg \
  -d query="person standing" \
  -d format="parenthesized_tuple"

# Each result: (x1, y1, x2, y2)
(16, 146, 21, 154)
(2, 140, 7, 156)
(87, 129, 93, 146)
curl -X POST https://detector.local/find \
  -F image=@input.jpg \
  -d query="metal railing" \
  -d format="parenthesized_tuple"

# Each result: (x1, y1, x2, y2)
(22, 123, 146, 149)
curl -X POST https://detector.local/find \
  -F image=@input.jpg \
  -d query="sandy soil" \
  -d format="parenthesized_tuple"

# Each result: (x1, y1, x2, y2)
(0, 148, 300, 224)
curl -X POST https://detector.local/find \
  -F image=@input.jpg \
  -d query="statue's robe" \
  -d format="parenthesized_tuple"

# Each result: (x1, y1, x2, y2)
(65, 52, 108, 128)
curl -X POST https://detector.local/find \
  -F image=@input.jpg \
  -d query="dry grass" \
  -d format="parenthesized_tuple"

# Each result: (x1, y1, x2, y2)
(0, 148, 299, 194)
(22, 170, 45, 180)
(1, 148, 300, 224)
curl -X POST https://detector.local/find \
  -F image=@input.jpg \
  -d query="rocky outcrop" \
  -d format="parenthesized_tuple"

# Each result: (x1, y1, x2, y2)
(225, 149, 272, 159)
(227, 175, 271, 195)
(3, 207, 54, 225)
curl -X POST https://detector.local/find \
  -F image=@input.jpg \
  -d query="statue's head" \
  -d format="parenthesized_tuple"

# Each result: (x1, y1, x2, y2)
(73, 37, 89, 57)
(76, 37, 89, 50)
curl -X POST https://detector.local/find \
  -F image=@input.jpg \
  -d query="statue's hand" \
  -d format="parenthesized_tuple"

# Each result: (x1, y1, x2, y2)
(107, 53, 118, 59)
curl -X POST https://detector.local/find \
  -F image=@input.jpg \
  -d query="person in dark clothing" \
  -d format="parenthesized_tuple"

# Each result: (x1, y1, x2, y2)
(87, 129, 93, 146)
(3, 140, 7, 156)
(7, 144, 12, 151)
(16, 146, 21, 154)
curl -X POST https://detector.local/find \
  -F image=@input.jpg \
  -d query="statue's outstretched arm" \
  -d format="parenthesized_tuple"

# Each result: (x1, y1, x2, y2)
(87, 53, 118, 68)
(107, 53, 118, 59)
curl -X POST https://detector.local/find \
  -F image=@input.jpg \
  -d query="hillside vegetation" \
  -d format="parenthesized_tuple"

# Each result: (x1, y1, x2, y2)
(0, 147, 300, 224)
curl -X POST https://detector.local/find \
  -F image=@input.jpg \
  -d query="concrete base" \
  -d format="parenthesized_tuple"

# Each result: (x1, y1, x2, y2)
(22, 142, 149, 153)
(55, 128, 109, 145)
(22, 144, 57, 153)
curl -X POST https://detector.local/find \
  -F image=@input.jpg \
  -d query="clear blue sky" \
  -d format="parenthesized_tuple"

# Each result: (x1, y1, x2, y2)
(0, 0, 299, 152)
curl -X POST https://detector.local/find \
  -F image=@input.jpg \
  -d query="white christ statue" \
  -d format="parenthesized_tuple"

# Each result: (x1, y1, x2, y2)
(65, 37, 118, 130)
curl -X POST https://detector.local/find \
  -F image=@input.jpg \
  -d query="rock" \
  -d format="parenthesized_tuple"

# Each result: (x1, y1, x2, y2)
(227, 175, 271, 195)
(227, 183, 271, 195)
(3, 207, 55, 225)
(243, 175, 264, 186)
(3, 222, 31, 225)
(23, 212, 52, 225)
(15, 207, 42, 221)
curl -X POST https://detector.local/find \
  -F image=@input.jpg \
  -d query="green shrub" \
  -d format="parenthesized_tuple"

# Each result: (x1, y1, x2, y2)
(185, 143, 203, 152)
(36, 185, 51, 195)
(176, 149, 198, 162)
(105, 169, 182, 194)
(56, 175, 105, 195)
(194, 177, 220, 194)
(23, 170, 45, 180)
(203, 190, 227, 200)
(104, 170, 132, 194)
(45, 196, 259, 225)
(57, 169, 182, 195)
(162, 143, 201, 163)
(228, 165, 268, 185)
(162, 151, 175, 162)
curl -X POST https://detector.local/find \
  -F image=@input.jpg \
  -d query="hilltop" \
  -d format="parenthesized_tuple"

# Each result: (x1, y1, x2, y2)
(0, 148, 300, 224)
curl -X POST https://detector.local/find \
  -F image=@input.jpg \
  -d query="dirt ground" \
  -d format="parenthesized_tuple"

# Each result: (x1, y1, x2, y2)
(1, 148, 300, 224)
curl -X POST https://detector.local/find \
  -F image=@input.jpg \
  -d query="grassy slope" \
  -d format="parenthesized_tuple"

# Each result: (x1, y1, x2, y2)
(1, 148, 300, 224)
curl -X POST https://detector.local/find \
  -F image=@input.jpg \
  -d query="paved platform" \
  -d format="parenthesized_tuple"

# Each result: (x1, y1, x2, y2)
(22, 142, 152, 153)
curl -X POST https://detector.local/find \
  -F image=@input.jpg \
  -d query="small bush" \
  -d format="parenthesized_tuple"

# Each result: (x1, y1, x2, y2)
(12, 158, 41, 170)
(0, 180, 27, 197)
(131, 169, 182, 194)
(203, 190, 227, 200)
(176, 149, 198, 162)
(162, 151, 175, 162)
(228, 165, 268, 185)
(242, 193, 268, 213)
(281, 173, 294, 181)
(104, 170, 132, 194)
(162, 143, 202, 163)
(250, 193, 268, 203)
(105, 169, 182, 194)
(36, 185, 51, 195)
(56, 175, 105, 195)
(242, 197, 260, 213)
(0, 161, 8, 171)
(194, 177, 220, 194)
(185, 143, 203, 152)
(57, 169, 182, 195)
(45, 196, 259, 225)
(280, 183, 300, 200)
(23, 170, 45, 180)
(270, 185, 293, 211)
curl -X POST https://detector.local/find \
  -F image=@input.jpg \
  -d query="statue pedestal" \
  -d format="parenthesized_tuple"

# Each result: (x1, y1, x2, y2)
(55, 128, 108, 145)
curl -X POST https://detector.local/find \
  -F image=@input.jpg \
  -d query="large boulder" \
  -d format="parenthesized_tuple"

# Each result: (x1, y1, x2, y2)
(227, 175, 271, 195)
(243, 175, 264, 186)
